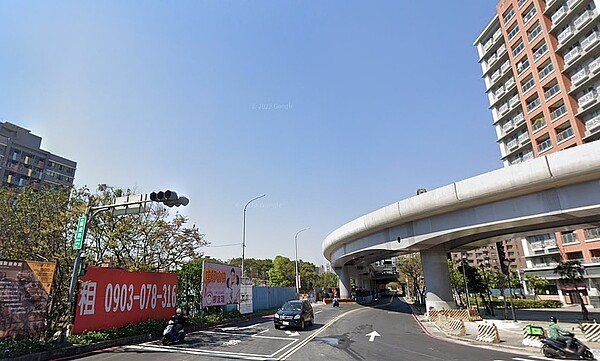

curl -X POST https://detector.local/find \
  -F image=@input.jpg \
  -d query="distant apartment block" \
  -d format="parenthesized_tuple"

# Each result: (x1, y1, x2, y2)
(472, 0, 600, 305)
(0, 122, 77, 189)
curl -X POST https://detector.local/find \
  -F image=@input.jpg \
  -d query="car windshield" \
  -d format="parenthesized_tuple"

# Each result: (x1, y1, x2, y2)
(282, 302, 302, 311)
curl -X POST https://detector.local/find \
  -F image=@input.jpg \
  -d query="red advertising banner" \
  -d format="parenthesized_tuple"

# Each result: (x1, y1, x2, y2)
(201, 262, 240, 307)
(73, 267, 177, 334)
(0, 260, 56, 339)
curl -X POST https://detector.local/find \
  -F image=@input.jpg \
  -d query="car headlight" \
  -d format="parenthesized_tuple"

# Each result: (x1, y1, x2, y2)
(293, 315, 301, 320)
(274, 313, 280, 319)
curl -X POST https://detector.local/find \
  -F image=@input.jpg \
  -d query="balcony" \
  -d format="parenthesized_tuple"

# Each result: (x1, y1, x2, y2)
(551, 104, 568, 121)
(546, 0, 560, 10)
(575, 10, 594, 30)
(502, 121, 514, 134)
(579, 91, 598, 108)
(532, 262, 560, 268)
(557, 127, 575, 142)
(585, 227, 600, 240)
(590, 57, 600, 74)
(534, 44, 549, 61)
(544, 84, 561, 100)
(562, 232, 579, 244)
(501, 61, 511, 74)
(537, 138, 553, 153)
(582, 32, 600, 51)
(493, 28, 503, 42)
(527, 98, 541, 112)
(509, 95, 520, 108)
(495, 86, 506, 99)
(492, 70, 501, 82)
(513, 112, 525, 125)
(539, 63, 554, 80)
(564, 46, 582, 65)
(518, 132, 530, 144)
(488, 54, 498, 67)
(507, 139, 519, 150)
(568, 0, 583, 9)
(551, 6, 569, 26)
(484, 40, 493, 51)
(558, 26, 574, 44)
(523, 152, 534, 161)
(585, 115, 600, 133)
(497, 44, 507, 56)
(499, 103, 510, 115)
(533, 118, 547, 132)
(571, 68, 588, 86)
(505, 77, 515, 90)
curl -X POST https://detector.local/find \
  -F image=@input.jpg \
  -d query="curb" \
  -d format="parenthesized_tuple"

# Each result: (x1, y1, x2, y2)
(2, 312, 275, 361)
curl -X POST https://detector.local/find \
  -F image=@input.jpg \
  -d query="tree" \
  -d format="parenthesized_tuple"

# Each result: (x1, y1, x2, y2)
(555, 260, 589, 320)
(177, 258, 204, 316)
(228, 257, 273, 283)
(525, 274, 549, 298)
(84, 185, 208, 272)
(268, 256, 295, 287)
(317, 272, 339, 288)
(447, 259, 464, 306)
(397, 253, 425, 305)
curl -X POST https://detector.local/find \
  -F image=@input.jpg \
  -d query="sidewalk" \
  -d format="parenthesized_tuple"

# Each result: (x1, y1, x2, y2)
(413, 304, 600, 358)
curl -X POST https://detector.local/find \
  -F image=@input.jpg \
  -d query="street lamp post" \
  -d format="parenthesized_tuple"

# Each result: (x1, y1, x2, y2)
(461, 253, 471, 309)
(504, 260, 517, 321)
(294, 227, 310, 296)
(242, 194, 266, 278)
(483, 258, 495, 317)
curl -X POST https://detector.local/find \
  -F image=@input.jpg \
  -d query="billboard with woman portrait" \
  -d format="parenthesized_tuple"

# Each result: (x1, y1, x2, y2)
(201, 262, 241, 307)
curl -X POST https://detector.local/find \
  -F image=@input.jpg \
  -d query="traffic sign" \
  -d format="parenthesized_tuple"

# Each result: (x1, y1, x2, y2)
(73, 216, 87, 250)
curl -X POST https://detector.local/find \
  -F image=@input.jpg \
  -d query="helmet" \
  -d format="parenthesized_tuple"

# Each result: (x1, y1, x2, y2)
(176, 308, 182, 315)
(550, 316, 557, 323)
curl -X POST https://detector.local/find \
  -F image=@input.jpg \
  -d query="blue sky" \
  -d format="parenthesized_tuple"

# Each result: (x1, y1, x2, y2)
(0, 1, 501, 266)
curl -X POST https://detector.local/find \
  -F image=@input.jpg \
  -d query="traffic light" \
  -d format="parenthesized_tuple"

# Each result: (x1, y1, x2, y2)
(149, 190, 190, 207)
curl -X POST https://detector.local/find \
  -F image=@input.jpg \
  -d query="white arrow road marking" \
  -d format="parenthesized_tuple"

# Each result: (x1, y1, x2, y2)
(366, 331, 380, 342)
(285, 331, 300, 337)
(222, 339, 242, 346)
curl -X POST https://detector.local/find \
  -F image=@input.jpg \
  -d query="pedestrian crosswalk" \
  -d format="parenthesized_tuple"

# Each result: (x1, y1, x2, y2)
(493, 356, 554, 361)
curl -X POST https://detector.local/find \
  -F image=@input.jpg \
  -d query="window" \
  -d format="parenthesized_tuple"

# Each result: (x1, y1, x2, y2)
(533, 41, 549, 61)
(550, 103, 568, 121)
(544, 83, 561, 100)
(517, 57, 531, 75)
(513, 40, 525, 57)
(537, 136, 553, 153)
(527, 95, 541, 112)
(523, 5, 537, 24)
(508, 24, 520, 40)
(527, 22, 542, 43)
(532, 115, 547, 132)
(556, 125, 575, 142)
(522, 76, 535, 93)
(539, 62, 555, 80)
(504, 7, 515, 24)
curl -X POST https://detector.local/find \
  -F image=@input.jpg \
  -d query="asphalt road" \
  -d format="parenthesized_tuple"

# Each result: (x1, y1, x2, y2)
(66, 296, 546, 361)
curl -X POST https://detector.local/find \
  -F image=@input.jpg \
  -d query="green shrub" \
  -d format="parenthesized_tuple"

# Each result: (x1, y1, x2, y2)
(224, 309, 242, 319)
(489, 298, 562, 309)
(0, 338, 60, 359)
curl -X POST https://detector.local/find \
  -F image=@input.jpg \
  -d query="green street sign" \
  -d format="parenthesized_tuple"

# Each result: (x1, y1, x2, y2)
(73, 216, 87, 250)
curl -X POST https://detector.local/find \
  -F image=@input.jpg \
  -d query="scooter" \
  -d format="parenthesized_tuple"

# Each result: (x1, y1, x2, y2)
(541, 332, 595, 360)
(332, 297, 339, 307)
(162, 318, 186, 346)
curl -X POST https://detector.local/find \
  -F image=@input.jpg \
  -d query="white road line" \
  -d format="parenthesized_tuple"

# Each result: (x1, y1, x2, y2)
(127, 344, 270, 360)
(315, 310, 323, 314)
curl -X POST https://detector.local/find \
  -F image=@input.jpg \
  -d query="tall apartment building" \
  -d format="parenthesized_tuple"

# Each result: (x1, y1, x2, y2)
(472, 0, 600, 305)
(0, 122, 77, 189)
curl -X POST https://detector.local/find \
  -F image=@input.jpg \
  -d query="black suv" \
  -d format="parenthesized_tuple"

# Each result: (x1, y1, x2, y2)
(273, 300, 314, 330)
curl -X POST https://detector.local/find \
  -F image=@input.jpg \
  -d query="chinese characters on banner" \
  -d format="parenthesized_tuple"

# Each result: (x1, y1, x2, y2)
(201, 262, 241, 307)
(0, 260, 56, 339)
(73, 267, 177, 334)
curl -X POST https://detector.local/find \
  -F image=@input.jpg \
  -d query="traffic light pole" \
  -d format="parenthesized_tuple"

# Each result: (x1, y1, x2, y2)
(60, 197, 153, 344)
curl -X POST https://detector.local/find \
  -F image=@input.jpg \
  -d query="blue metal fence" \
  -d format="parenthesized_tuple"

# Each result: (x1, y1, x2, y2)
(252, 287, 297, 311)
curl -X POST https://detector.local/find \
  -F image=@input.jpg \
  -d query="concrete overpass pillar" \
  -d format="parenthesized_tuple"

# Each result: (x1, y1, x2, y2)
(420, 246, 455, 310)
(335, 266, 351, 299)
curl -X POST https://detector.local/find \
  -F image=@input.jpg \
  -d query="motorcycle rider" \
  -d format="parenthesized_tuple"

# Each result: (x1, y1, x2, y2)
(548, 316, 576, 353)
(171, 308, 188, 335)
